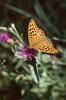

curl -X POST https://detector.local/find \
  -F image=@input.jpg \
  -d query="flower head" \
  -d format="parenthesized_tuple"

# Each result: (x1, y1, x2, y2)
(0, 32, 10, 43)
(15, 43, 37, 61)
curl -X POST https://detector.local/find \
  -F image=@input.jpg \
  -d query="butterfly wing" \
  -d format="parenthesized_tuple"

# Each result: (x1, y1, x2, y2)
(28, 19, 45, 46)
(30, 37, 59, 53)
(28, 19, 59, 54)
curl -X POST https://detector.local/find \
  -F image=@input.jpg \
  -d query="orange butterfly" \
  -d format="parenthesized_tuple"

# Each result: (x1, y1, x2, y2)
(28, 19, 59, 54)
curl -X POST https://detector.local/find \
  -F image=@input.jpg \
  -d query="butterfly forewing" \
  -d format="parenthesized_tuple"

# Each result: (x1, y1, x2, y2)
(28, 19, 59, 54)
(28, 19, 45, 46)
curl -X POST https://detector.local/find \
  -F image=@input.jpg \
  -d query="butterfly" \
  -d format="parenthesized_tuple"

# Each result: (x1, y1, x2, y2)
(28, 19, 59, 54)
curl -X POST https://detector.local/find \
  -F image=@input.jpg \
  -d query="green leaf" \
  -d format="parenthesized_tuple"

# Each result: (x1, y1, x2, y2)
(3, 4, 32, 18)
(15, 61, 30, 74)
(29, 64, 39, 84)
(0, 27, 7, 31)
(53, 37, 66, 42)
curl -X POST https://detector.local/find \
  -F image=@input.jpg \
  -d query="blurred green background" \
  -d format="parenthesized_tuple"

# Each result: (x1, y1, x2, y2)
(0, 0, 66, 100)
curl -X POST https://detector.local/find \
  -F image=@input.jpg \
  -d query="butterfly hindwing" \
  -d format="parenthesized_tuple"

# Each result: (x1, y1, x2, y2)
(30, 38, 59, 53)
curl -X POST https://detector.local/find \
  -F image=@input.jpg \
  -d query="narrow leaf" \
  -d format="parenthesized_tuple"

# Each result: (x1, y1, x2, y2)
(29, 64, 39, 84)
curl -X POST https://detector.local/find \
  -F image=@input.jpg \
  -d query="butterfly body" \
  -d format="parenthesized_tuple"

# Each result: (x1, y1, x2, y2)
(28, 19, 59, 54)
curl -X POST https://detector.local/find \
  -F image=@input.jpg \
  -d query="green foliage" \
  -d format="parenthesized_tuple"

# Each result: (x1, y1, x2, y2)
(0, 0, 66, 100)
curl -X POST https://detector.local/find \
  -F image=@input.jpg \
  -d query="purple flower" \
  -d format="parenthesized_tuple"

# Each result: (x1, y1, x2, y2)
(15, 43, 37, 61)
(0, 32, 10, 43)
